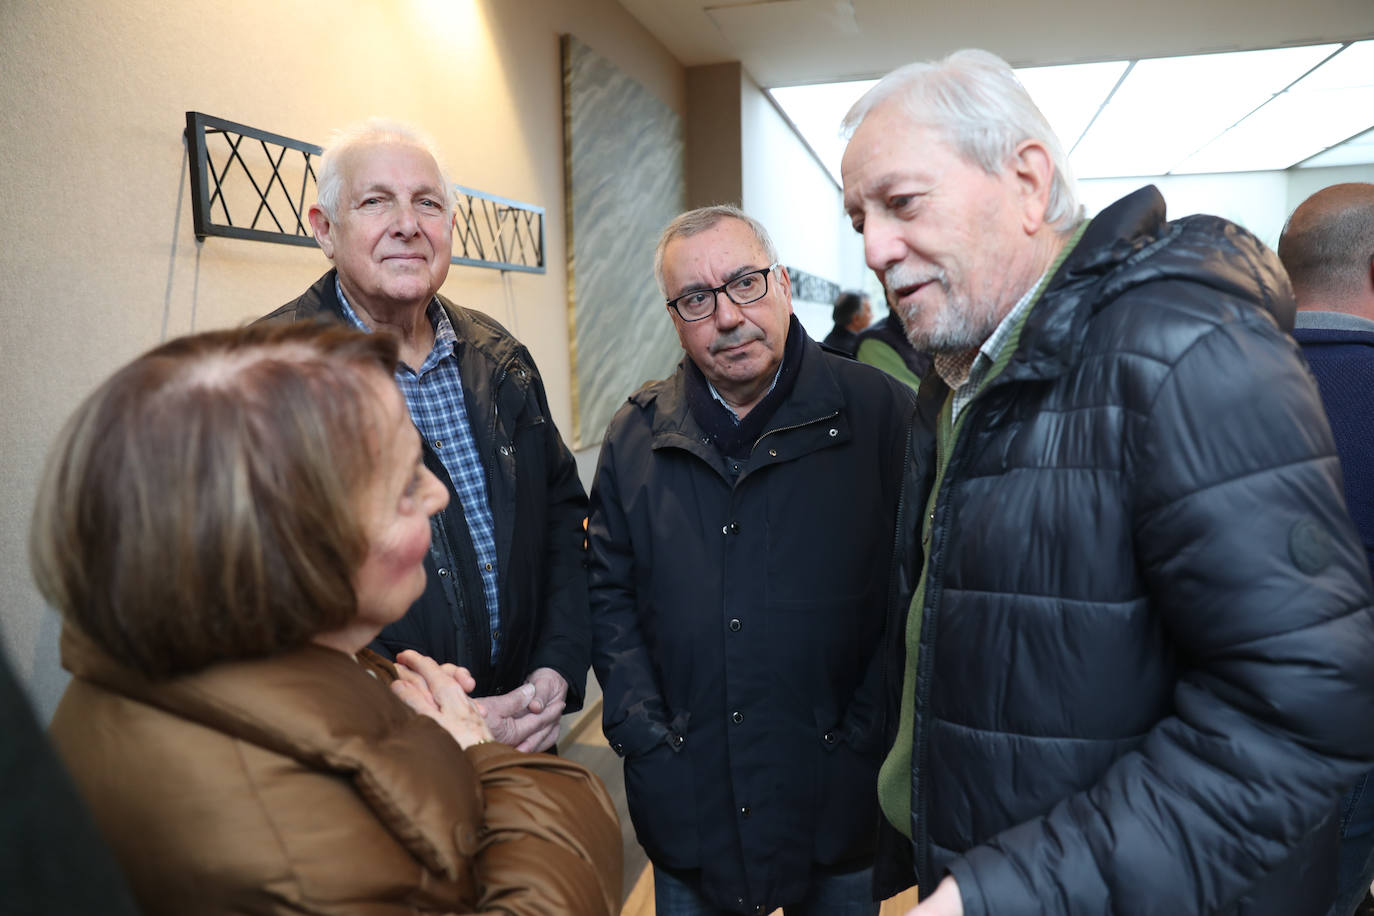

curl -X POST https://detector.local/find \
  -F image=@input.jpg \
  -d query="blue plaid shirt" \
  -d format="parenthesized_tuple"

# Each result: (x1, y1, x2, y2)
(335, 281, 503, 658)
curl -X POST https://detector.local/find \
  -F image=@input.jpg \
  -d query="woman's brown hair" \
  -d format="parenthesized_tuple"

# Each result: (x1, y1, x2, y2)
(30, 321, 400, 678)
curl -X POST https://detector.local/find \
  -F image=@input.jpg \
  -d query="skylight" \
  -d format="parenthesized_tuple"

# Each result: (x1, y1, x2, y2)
(769, 40, 1374, 184)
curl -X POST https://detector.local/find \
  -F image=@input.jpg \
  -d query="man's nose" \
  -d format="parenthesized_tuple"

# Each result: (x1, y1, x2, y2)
(392, 206, 420, 238)
(713, 290, 744, 328)
(863, 218, 904, 273)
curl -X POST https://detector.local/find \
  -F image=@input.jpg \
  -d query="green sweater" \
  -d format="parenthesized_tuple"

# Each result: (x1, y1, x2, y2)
(877, 225, 1085, 839)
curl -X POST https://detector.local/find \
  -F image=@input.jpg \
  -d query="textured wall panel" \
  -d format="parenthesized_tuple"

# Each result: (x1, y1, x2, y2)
(563, 35, 686, 449)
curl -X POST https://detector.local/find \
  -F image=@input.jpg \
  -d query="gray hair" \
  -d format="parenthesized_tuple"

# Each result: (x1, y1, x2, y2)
(314, 118, 454, 220)
(1278, 183, 1374, 303)
(653, 205, 781, 297)
(842, 49, 1082, 233)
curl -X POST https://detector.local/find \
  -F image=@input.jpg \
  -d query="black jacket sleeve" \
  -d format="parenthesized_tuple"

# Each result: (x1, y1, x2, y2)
(586, 407, 675, 757)
(946, 314, 1374, 916)
(523, 364, 592, 712)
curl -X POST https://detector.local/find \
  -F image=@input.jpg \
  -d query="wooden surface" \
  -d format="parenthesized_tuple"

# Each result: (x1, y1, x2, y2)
(616, 866, 919, 915)
(560, 700, 920, 915)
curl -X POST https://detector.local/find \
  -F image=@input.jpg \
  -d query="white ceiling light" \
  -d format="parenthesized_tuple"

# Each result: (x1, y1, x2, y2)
(1068, 44, 1339, 178)
(769, 79, 877, 184)
(1014, 61, 1128, 153)
(1176, 40, 1374, 173)
(1301, 127, 1374, 169)
(768, 41, 1374, 185)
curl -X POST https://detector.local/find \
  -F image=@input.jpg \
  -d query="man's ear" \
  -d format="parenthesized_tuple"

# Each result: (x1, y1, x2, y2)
(777, 264, 794, 314)
(308, 204, 335, 260)
(1011, 139, 1055, 235)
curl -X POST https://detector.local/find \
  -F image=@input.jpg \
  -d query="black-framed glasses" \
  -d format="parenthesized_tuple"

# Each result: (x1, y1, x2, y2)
(666, 263, 779, 321)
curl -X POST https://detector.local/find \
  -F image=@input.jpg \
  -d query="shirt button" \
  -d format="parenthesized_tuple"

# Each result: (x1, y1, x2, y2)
(731, 711, 743, 724)
(433, 439, 443, 448)
(828, 428, 838, 437)
(484, 562, 493, 571)
(739, 806, 751, 819)
(823, 730, 836, 744)
(729, 618, 741, 632)
(437, 568, 449, 577)
(728, 522, 740, 534)
(768, 448, 778, 457)
(671, 734, 685, 749)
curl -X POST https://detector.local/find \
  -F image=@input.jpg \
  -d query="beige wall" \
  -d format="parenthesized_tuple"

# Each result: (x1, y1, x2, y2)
(0, 0, 684, 717)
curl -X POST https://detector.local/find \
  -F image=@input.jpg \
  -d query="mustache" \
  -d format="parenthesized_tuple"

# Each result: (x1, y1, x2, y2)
(709, 327, 765, 353)
(884, 264, 946, 294)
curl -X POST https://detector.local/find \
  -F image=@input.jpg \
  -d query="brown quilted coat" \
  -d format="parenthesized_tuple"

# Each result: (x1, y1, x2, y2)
(49, 629, 622, 915)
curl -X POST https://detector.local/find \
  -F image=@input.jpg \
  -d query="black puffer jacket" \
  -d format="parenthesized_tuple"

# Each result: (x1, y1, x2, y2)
(589, 328, 916, 912)
(879, 187, 1374, 915)
(260, 272, 590, 707)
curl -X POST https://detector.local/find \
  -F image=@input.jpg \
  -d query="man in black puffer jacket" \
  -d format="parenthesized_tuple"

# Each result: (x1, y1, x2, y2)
(841, 50, 1374, 916)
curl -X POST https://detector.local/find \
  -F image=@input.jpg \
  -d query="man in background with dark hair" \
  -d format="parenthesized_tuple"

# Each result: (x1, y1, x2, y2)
(823, 290, 872, 356)
(1279, 182, 1374, 916)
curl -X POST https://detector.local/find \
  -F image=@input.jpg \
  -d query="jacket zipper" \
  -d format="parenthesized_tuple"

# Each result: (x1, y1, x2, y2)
(483, 363, 510, 675)
(914, 393, 987, 880)
(751, 410, 840, 453)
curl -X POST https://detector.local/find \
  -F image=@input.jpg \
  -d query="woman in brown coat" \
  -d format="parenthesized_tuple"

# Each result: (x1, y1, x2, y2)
(33, 322, 621, 915)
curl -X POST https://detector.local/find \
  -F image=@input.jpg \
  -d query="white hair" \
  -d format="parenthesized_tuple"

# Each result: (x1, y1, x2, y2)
(653, 205, 780, 297)
(313, 118, 454, 220)
(843, 49, 1082, 233)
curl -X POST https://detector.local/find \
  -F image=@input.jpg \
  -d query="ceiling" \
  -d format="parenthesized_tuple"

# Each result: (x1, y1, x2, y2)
(618, 0, 1374, 181)
(617, 0, 1374, 87)
(771, 41, 1374, 182)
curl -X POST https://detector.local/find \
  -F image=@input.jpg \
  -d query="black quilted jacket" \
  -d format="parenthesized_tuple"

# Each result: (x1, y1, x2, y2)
(877, 187, 1374, 916)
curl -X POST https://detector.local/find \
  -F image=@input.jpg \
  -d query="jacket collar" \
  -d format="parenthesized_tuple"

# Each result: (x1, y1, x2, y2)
(996, 185, 1295, 385)
(60, 626, 476, 879)
(303, 268, 525, 378)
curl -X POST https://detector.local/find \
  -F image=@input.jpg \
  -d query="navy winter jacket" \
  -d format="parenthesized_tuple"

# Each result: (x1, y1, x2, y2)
(590, 328, 915, 912)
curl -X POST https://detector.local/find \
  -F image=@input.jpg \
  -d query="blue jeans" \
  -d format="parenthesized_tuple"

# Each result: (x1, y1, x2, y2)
(1328, 773, 1374, 916)
(653, 864, 879, 916)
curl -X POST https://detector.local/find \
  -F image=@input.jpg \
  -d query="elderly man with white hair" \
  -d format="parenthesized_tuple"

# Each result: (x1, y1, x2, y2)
(260, 120, 589, 753)
(841, 50, 1374, 915)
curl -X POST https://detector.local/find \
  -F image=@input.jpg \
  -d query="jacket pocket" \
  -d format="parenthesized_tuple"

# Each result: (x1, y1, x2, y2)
(623, 735, 698, 867)
(812, 706, 881, 864)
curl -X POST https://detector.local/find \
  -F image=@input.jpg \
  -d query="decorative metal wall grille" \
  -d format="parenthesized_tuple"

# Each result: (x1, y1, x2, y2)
(184, 112, 545, 273)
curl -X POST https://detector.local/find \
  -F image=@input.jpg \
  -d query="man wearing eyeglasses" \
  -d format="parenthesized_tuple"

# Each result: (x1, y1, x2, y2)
(587, 205, 917, 915)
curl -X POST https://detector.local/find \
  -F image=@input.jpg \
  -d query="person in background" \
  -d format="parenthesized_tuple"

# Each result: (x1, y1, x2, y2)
(841, 49, 1374, 916)
(588, 206, 916, 914)
(1279, 182, 1374, 916)
(855, 288, 932, 392)
(260, 118, 589, 752)
(822, 289, 873, 355)
(0, 643, 141, 915)
(37, 322, 621, 916)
